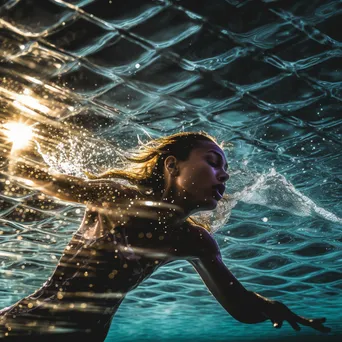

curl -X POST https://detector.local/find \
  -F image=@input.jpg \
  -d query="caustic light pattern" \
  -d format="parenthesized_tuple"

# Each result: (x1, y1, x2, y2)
(0, 0, 341, 341)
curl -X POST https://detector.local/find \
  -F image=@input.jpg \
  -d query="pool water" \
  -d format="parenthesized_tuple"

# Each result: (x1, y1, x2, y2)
(0, 0, 341, 341)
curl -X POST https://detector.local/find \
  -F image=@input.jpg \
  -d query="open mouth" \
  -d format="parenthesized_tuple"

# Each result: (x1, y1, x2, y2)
(212, 184, 225, 200)
(212, 189, 223, 200)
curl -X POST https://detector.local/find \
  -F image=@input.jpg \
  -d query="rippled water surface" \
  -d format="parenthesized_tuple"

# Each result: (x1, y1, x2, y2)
(0, 0, 341, 341)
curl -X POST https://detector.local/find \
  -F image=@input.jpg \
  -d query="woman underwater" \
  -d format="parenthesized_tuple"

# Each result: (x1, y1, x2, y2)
(0, 131, 331, 341)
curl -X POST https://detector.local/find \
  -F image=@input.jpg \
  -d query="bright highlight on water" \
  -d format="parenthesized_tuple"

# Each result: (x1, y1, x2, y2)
(2, 122, 33, 151)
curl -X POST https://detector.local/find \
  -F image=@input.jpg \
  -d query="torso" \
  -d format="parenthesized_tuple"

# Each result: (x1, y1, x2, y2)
(0, 197, 202, 340)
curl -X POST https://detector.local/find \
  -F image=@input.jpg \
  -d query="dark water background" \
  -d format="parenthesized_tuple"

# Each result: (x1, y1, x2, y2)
(0, 0, 341, 341)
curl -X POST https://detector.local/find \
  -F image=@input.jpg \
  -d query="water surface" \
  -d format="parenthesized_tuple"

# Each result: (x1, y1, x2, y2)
(0, 0, 341, 341)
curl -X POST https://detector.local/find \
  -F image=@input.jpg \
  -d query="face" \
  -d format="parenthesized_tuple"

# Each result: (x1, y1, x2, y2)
(171, 141, 229, 213)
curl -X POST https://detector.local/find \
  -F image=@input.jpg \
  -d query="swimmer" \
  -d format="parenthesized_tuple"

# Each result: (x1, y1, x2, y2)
(0, 132, 330, 341)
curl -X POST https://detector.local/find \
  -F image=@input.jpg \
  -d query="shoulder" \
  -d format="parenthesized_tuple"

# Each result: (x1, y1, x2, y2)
(87, 180, 143, 204)
(171, 222, 221, 260)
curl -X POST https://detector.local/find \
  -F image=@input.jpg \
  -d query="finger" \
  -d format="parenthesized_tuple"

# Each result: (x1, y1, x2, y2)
(311, 318, 327, 325)
(291, 314, 325, 326)
(288, 320, 301, 331)
(310, 321, 331, 333)
(316, 317, 326, 323)
(287, 312, 322, 327)
(294, 316, 331, 333)
(318, 325, 331, 333)
(307, 323, 331, 333)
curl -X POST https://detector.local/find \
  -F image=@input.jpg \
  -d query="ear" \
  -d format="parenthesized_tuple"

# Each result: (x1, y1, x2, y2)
(164, 155, 179, 176)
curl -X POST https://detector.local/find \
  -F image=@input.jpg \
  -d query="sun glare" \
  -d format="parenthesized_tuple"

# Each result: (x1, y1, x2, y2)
(3, 122, 34, 151)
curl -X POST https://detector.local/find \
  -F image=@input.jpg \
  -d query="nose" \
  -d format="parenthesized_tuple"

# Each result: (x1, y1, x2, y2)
(218, 170, 229, 183)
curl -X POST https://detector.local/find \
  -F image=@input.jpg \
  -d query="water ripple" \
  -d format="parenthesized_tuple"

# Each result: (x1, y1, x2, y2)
(0, 0, 341, 340)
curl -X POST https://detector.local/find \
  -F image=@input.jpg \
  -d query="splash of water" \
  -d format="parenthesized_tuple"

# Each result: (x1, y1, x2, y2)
(235, 168, 341, 223)
(38, 137, 125, 179)
(206, 168, 341, 233)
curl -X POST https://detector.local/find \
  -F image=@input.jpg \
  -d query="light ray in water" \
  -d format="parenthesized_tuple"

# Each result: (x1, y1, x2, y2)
(13, 94, 50, 115)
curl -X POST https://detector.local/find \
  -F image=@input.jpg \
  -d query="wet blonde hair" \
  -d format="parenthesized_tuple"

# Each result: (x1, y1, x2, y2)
(87, 131, 227, 232)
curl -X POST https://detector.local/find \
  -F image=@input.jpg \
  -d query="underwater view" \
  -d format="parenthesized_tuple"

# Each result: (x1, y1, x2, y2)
(0, 0, 341, 341)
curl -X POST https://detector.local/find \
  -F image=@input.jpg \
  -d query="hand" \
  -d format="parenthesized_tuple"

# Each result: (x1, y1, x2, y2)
(262, 299, 331, 333)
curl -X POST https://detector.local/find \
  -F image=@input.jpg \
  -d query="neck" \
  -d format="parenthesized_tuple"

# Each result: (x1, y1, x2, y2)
(159, 187, 198, 223)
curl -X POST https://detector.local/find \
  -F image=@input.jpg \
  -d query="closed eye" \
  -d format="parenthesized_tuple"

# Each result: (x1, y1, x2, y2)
(208, 161, 219, 168)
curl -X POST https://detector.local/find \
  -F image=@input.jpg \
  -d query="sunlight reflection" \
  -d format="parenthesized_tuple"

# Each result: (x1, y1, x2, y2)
(3, 122, 34, 151)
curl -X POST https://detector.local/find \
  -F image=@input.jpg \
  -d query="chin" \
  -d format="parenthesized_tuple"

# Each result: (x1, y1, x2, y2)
(200, 198, 218, 211)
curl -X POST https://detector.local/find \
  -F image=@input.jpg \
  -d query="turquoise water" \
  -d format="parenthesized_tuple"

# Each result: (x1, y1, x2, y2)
(0, 0, 341, 341)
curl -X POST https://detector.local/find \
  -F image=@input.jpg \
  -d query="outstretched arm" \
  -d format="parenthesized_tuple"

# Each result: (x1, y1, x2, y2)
(186, 226, 330, 332)
(6, 151, 136, 205)
(190, 252, 267, 324)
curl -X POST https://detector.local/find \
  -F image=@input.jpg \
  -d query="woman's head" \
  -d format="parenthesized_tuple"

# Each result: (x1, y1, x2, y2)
(161, 137, 229, 214)
(130, 132, 225, 191)
(87, 131, 230, 226)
